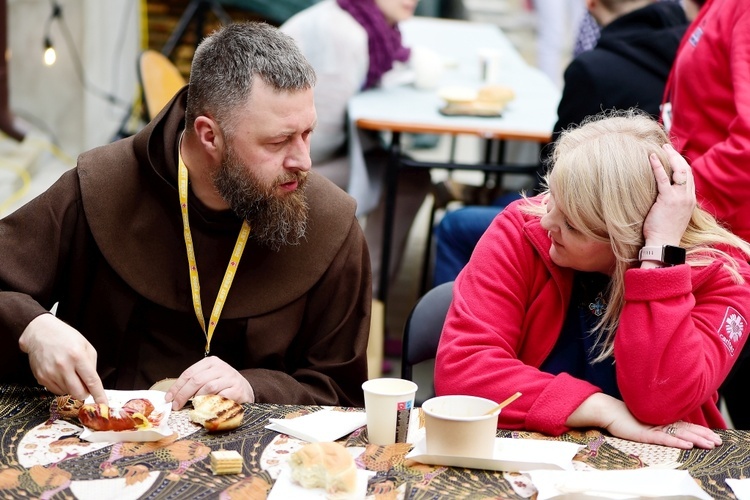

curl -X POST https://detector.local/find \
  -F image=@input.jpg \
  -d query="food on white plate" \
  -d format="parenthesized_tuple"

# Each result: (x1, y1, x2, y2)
(189, 394, 244, 432)
(438, 84, 515, 115)
(78, 398, 157, 431)
(288, 441, 357, 494)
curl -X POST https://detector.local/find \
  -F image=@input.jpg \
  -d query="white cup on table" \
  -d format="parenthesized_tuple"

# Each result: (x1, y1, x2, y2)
(362, 378, 418, 445)
(410, 45, 445, 90)
(478, 47, 503, 85)
(422, 395, 500, 458)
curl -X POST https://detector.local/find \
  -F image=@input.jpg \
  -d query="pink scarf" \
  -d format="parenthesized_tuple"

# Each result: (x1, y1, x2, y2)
(337, 0, 411, 89)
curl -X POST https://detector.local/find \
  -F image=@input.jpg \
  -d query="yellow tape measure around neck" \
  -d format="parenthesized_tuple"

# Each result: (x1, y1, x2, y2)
(177, 149, 250, 356)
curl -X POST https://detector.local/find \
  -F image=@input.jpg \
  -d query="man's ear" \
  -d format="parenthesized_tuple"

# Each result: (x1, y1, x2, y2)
(194, 115, 224, 160)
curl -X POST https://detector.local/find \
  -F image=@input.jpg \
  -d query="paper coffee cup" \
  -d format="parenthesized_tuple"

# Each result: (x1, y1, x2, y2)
(478, 48, 503, 85)
(362, 378, 418, 445)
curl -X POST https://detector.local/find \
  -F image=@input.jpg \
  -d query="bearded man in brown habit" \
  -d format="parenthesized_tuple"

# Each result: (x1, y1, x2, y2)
(0, 22, 371, 410)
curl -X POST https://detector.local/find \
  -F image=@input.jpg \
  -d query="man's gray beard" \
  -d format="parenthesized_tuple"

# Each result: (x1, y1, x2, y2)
(213, 147, 309, 251)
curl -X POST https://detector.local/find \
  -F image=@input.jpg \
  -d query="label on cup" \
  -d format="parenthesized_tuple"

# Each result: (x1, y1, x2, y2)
(395, 404, 413, 443)
(362, 378, 418, 445)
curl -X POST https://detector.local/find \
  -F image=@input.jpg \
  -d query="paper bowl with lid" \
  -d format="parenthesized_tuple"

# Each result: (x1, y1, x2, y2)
(421, 395, 499, 459)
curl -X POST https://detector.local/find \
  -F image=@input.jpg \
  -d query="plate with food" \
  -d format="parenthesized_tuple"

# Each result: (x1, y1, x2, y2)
(78, 389, 173, 443)
(438, 84, 515, 117)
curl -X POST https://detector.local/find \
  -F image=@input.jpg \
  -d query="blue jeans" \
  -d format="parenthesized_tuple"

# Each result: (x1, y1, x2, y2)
(432, 192, 522, 286)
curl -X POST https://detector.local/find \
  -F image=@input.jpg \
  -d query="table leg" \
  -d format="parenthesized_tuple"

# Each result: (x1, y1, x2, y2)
(377, 132, 402, 304)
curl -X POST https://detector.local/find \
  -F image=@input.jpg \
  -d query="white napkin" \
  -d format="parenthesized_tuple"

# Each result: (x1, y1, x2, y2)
(727, 478, 750, 500)
(405, 436, 584, 472)
(265, 410, 367, 443)
(528, 469, 713, 499)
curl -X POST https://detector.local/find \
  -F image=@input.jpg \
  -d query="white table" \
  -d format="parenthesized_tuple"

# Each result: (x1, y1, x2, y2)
(347, 16, 561, 302)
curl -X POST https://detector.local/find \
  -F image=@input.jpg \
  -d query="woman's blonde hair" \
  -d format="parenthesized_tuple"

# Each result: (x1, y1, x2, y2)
(523, 109, 750, 361)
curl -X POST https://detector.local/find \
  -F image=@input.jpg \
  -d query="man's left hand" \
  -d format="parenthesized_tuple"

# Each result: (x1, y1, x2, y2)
(164, 356, 255, 410)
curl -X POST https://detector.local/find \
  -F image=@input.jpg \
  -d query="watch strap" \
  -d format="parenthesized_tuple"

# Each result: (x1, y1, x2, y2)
(638, 245, 686, 265)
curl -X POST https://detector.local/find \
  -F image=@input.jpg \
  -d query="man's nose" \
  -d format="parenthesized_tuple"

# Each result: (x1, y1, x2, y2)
(285, 136, 312, 172)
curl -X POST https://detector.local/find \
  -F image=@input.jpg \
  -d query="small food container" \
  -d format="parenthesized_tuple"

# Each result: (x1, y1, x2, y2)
(421, 395, 499, 459)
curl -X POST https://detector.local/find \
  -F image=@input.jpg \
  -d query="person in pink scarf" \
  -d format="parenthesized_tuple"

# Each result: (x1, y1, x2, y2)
(282, 0, 432, 304)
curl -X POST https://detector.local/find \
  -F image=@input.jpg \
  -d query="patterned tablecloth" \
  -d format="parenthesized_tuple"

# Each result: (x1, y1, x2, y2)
(0, 385, 747, 499)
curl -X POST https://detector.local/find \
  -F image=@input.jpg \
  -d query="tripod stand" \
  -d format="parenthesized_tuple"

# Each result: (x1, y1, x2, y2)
(161, 0, 232, 57)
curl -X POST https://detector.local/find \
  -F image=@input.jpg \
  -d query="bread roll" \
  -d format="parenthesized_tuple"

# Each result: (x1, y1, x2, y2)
(189, 395, 244, 432)
(288, 442, 357, 494)
(476, 85, 515, 104)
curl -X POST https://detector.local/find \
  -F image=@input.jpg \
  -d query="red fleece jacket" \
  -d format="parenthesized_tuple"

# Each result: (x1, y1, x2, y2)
(666, 0, 750, 240)
(435, 198, 750, 435)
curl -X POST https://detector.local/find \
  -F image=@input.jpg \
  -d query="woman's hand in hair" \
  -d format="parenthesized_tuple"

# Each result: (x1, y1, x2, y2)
(642, 143, 697, 249)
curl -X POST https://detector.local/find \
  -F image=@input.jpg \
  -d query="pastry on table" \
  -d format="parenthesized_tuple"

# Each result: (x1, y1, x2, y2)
(188, 394, 244, 432)
(288, 441, 357, 494)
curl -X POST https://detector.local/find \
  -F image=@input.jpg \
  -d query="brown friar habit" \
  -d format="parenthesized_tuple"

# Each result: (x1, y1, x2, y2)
(0, 87, 372, 407)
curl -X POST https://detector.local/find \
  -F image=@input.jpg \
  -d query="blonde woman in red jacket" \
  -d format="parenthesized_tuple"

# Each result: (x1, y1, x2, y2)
(435, 110, 750, 449)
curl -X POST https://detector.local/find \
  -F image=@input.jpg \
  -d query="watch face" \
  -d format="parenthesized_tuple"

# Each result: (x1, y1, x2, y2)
(663, 245, 686, 265)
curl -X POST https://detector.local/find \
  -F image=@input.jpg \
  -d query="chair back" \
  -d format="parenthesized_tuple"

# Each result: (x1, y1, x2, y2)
(138, 50, 186, 120)
(401, 281, 454, 383)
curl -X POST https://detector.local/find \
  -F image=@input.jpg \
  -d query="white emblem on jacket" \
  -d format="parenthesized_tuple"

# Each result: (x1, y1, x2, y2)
(718, 307, 745, 356)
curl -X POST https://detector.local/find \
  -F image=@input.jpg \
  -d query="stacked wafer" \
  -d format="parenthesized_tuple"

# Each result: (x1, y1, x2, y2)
(210, 450, 243, 475)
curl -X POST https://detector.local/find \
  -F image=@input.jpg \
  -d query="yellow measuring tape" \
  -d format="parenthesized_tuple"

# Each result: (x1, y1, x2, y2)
(178, 147, 250, 356)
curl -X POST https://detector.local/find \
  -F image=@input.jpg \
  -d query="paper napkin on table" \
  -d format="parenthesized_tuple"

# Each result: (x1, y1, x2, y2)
(727, 478, 750, 500)
(405, 436, 583, 472)
(527, 469, 713, 500)
(265, 410, 367, 443)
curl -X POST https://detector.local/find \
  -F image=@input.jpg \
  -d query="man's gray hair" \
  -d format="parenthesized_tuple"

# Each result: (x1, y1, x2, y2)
(185, 21, 316, 134)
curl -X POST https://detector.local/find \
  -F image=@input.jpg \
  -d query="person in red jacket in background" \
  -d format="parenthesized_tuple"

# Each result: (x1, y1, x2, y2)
(662, 0, 749, 429)
(435, 110, 750, 448)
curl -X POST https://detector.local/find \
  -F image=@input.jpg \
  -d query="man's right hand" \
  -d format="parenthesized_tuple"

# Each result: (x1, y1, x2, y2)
(19, 313, 108, 405)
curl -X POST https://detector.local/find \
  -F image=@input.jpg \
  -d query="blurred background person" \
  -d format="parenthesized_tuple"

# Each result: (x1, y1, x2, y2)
(432, 0, 690, 289)
(553, 0, 688, 142)
(573, 0, 683, 56)
(663, 0, 748, 428)
(282, 0, 433, 301)
(530, 0, 587, 88)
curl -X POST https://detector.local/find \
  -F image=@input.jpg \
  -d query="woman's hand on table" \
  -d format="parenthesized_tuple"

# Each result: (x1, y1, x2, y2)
(567, 393, 722, 450)
(165, 355, 255, 410)
(19, 313, 108, 405)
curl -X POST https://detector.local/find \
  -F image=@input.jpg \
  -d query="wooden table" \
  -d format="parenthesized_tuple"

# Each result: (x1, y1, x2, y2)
(347, 17, 561, 303)
(0, 385, 746, 499)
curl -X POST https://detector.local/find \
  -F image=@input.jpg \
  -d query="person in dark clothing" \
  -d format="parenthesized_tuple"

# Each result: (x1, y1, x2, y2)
(553, 0, 688, 142)
(0, 22, 372, 411)
(432, 0, 690, 289)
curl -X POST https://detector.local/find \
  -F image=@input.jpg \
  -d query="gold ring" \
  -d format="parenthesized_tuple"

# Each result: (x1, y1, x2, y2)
(674, 180, 687, 186)
(666, 424, 677, 436)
